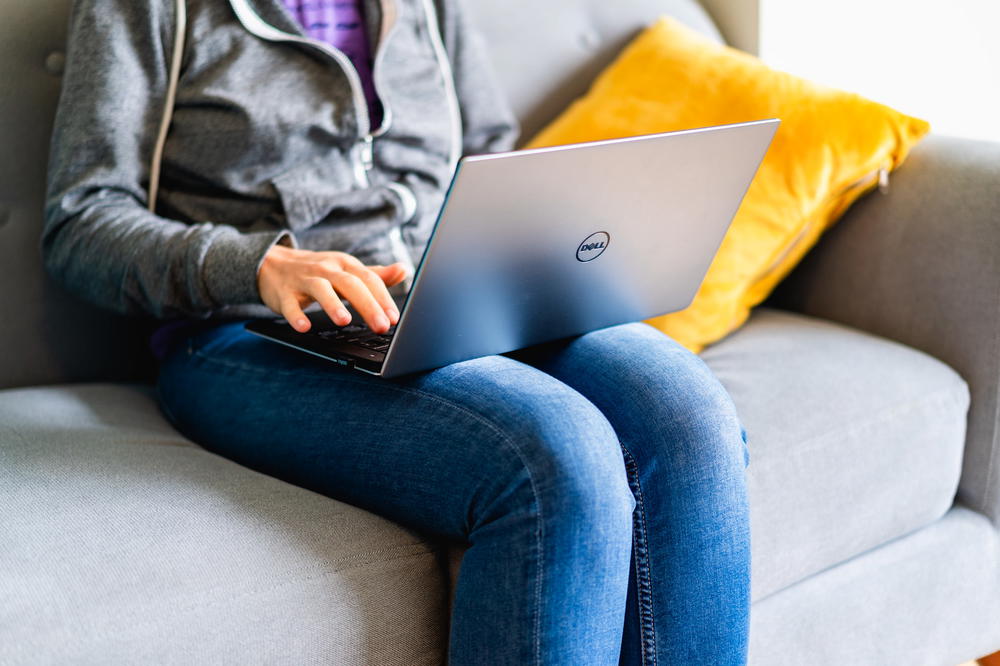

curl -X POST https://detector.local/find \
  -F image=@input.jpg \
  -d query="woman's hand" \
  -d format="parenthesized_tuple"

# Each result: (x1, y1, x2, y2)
(258, 245, 408, 334)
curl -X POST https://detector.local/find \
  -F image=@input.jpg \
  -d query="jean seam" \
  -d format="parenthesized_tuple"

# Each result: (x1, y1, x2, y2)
(620, 444, 658, 666)
(181, 346, 545, 665)
(388, 388, 546, 666)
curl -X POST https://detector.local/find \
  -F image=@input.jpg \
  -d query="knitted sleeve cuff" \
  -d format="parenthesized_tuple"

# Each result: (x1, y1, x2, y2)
(201, 227, 297, 307)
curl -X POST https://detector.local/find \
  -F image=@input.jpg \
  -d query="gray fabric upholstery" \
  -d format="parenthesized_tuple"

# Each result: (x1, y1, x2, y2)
(774, 134, 1000, 526)
(463, 0, 723, 143)
(749, 506, 1000, 666)
(0, 385, 449, 665)
(0, 0, 151, 391)
(701, 309, 969, 601)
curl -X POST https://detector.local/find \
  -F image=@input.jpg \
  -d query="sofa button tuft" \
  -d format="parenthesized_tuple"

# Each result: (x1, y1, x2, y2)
(45, 51, 66, 76)
(578, 31, 600, 50)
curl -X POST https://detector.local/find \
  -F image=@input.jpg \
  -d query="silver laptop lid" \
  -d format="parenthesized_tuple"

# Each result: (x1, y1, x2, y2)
(381, 118, 779, 377)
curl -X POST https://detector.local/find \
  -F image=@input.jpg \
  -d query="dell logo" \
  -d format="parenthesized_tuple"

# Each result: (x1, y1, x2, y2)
(576, 231, 611, 262)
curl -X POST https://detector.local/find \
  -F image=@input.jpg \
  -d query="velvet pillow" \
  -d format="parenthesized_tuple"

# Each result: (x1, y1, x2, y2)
(526, 16, 930, 352)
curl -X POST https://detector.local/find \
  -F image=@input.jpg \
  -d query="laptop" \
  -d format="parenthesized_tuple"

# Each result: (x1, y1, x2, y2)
(246, 118, 780, 378)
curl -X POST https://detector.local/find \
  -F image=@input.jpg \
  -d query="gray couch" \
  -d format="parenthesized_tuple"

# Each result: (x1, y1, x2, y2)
(2, 0, 999, 664)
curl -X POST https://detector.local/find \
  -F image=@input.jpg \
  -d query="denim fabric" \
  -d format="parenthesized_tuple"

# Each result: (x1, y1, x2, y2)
(157, 321, 750, 665)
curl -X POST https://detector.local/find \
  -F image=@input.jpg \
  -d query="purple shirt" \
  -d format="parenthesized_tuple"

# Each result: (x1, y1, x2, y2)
(282, 0, 383, 129)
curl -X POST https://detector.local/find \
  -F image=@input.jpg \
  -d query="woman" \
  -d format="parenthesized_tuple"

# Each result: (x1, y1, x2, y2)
(44, 0, 751, 663)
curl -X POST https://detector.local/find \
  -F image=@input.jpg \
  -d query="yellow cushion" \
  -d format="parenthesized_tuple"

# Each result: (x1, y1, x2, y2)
(526, 17, 930, 353)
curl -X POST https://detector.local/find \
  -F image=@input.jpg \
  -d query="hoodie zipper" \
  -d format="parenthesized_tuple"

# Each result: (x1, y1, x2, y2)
(419, 0, 463, 173)
(370, 0, 399, 139)
(228, 0, 457, 280)
(227, 0, 398, 188)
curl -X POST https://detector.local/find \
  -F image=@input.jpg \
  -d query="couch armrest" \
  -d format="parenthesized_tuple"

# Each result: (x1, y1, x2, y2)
(773, 134, 1000, 524)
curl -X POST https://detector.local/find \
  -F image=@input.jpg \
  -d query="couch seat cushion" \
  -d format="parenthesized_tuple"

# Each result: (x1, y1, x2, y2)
(702, 309, 969, 601)
(0, 385, 447, 665)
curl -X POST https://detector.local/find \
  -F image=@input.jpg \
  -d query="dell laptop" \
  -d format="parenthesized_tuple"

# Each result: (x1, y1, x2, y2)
(246, 118, 780, 378)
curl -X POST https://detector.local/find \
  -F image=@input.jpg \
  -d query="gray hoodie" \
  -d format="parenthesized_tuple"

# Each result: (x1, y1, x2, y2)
(43, 0, 519, 322)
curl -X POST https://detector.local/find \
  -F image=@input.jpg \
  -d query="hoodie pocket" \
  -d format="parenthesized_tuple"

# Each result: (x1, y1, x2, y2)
(270, 151, 362, 232)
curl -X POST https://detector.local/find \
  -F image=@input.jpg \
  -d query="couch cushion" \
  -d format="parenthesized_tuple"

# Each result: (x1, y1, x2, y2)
(701, 308, 969, 601)
(0, 385, 447, 665)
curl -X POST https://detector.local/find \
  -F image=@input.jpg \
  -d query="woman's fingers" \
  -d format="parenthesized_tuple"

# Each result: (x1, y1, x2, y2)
(370, 263, 409, 288)
(263, 251, 409, 335)
(303, 278, 351, 327)
(344, 264, 400, 324)
(326, 271, 391, 334)
(280, 294, 311, 333)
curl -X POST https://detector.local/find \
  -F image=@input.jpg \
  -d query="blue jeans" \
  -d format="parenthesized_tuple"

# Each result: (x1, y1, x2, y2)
(157, 320, 750, 665)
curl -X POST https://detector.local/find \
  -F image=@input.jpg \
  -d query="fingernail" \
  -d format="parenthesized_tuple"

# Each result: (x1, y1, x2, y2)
(337, 309, 350, 324)
(387, 307, 400, 320)
(376, 314, 389, 331)
(296, 318, 308, 330)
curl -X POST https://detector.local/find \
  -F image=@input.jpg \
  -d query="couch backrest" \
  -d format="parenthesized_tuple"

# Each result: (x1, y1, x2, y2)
(464, 1, 722, 141)
(0, 0, 722, 390)
(0, 0, 154, 391)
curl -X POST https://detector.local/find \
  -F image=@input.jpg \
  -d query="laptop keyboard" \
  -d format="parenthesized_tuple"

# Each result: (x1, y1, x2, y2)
(315, 323, 395, 353)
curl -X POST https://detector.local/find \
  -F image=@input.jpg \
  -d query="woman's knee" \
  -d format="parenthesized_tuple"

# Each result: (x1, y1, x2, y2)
(656, 354, 749, 474)
(524, 399, 636, 523)
(579, 324, 747, 471)
(451, 364, 636, 533)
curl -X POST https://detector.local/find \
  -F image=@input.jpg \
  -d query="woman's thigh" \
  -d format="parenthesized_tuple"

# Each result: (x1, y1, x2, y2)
(510, 321, 749, 470)
(156, 321, 635, 542)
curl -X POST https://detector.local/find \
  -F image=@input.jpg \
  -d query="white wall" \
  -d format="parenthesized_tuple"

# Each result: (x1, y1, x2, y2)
(740, 0, 1000, 143)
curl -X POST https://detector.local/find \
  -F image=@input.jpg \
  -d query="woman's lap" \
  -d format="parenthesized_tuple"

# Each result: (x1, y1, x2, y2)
(156, 320, 648, 536)
(156, 319, 749, 664)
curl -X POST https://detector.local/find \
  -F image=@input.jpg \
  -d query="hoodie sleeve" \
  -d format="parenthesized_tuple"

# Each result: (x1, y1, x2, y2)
(43, 0, 294, 320)
(435, 0, 521, 156)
